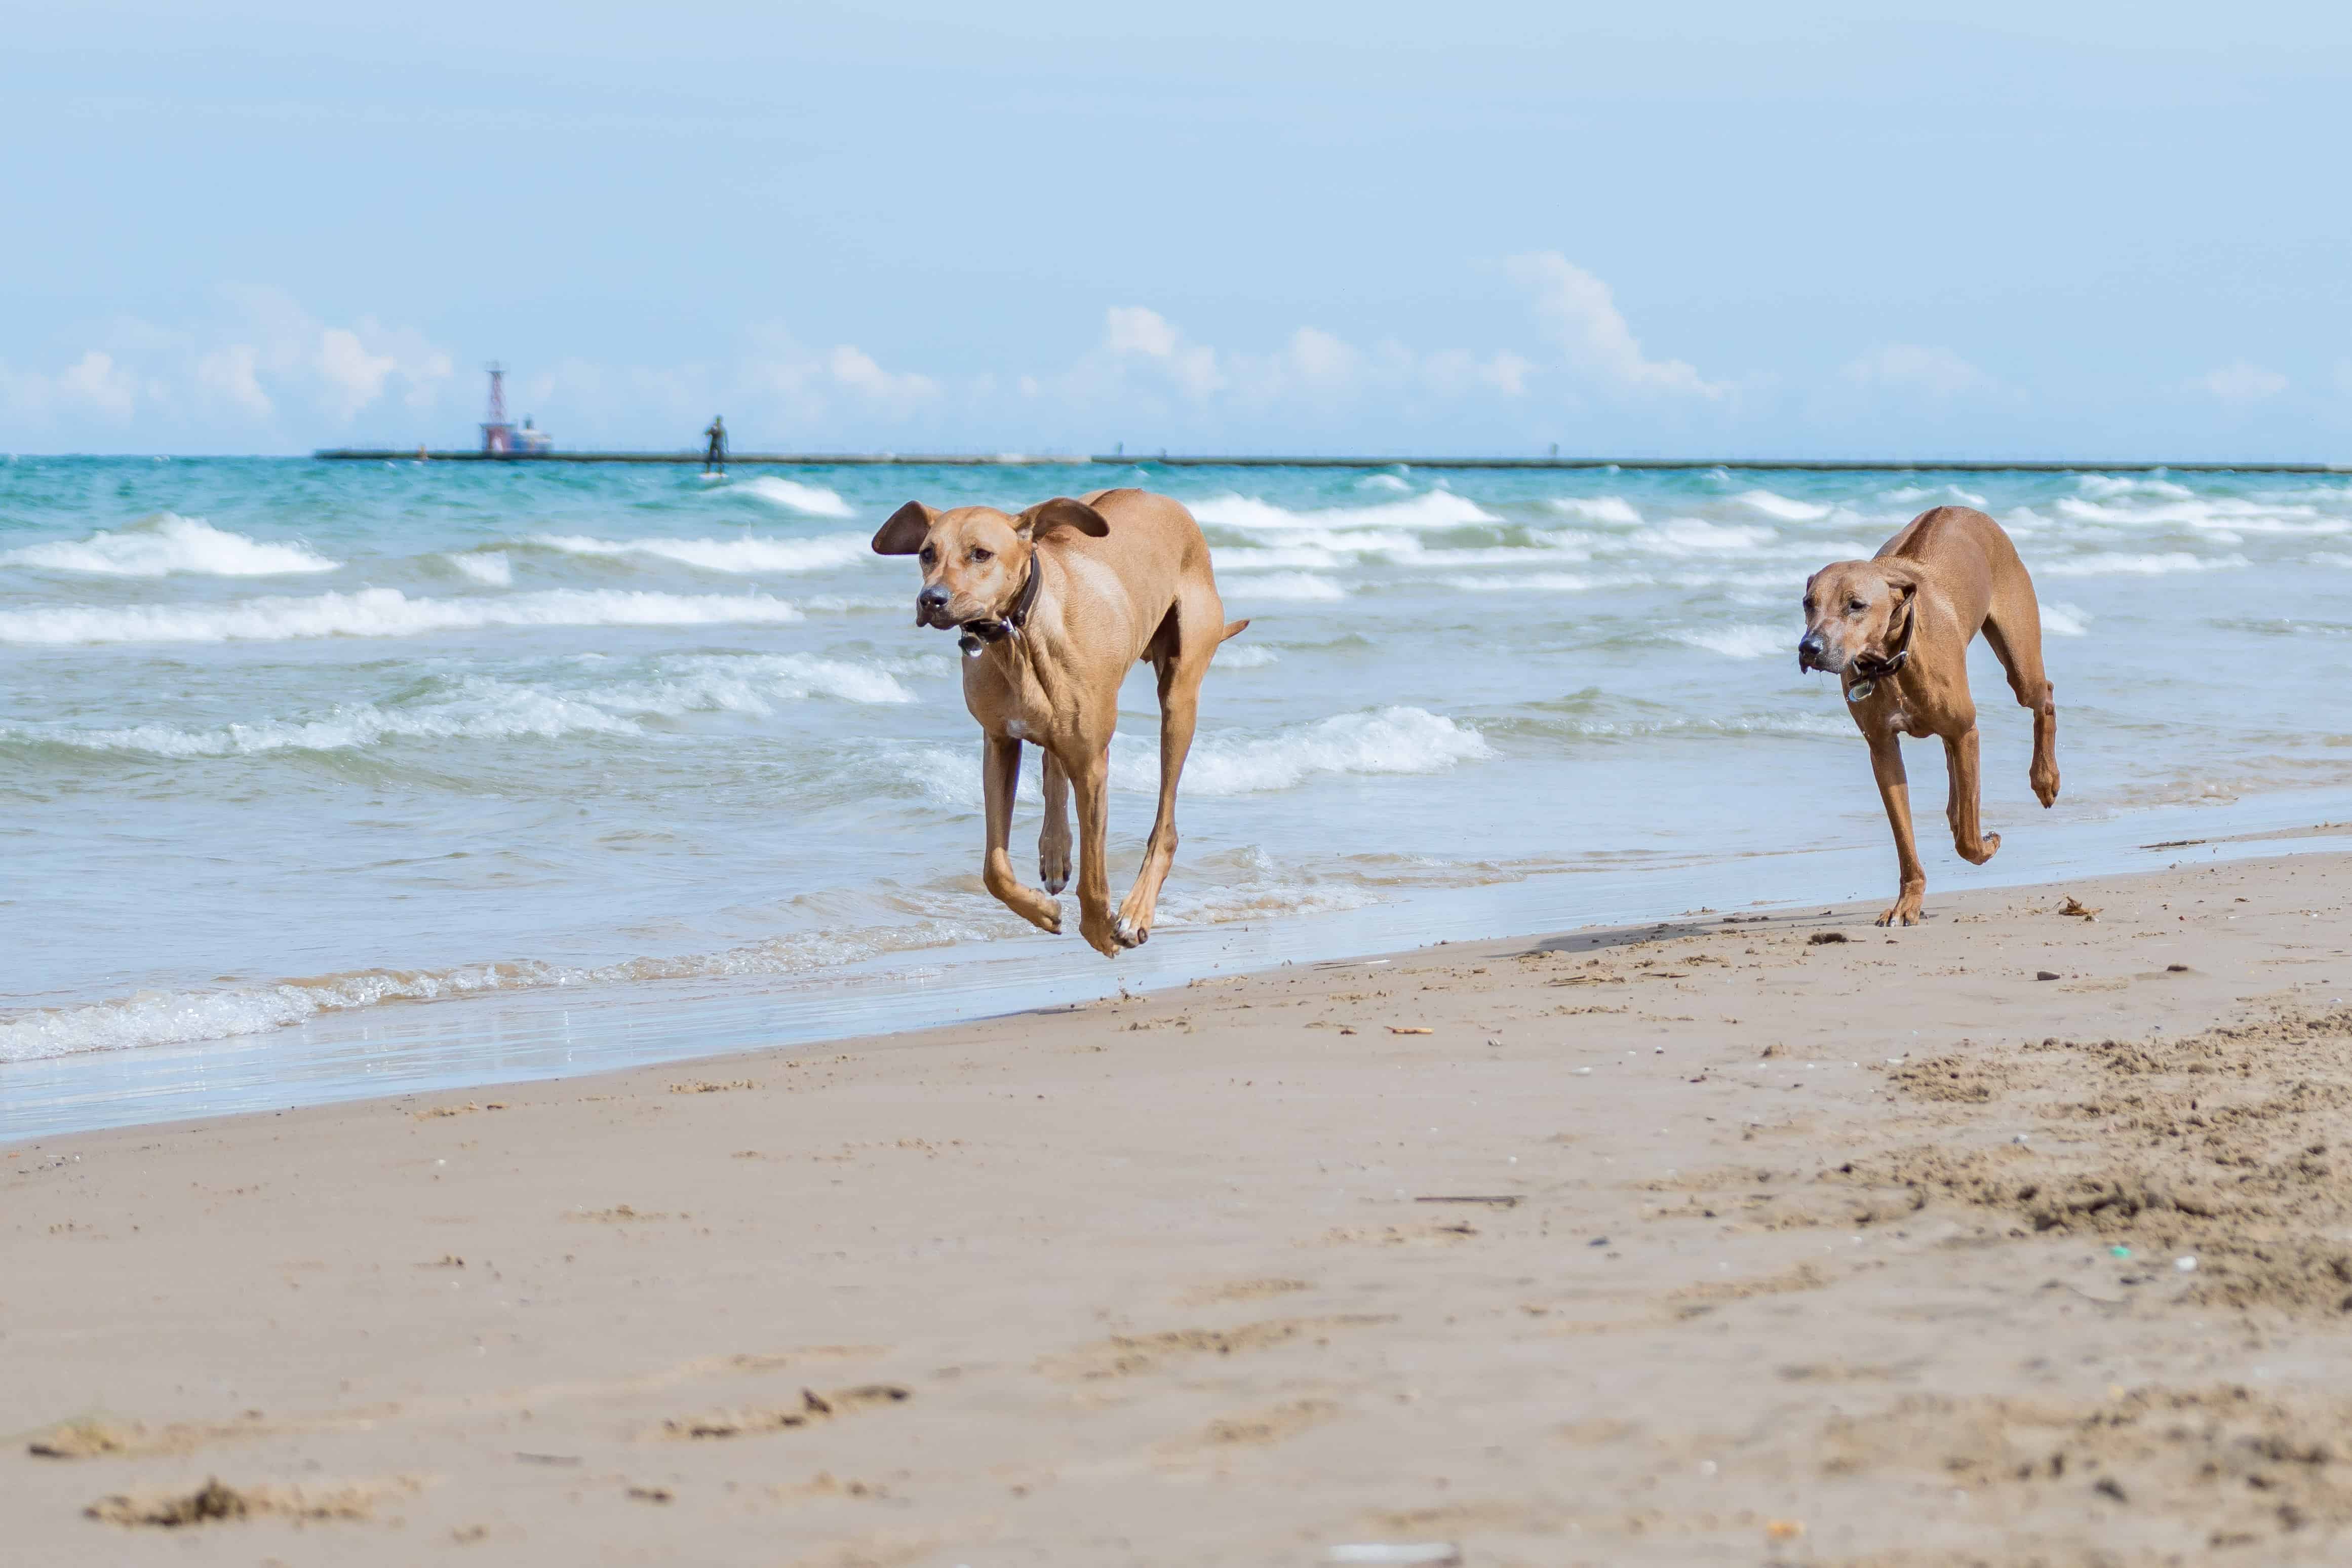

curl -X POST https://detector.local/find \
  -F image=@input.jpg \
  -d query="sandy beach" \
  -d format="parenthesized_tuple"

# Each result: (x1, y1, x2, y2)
(10, 844, 2352, 1565)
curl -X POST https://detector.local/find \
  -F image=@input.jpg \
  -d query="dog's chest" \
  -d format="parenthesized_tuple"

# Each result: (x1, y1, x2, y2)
(962, 657, 1054, 738)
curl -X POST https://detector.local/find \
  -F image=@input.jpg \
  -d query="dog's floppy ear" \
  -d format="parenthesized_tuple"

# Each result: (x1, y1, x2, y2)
(1016, 497, 1110, 544)
(872, 501, 934, 556)
(1877, 561, 1920, 604)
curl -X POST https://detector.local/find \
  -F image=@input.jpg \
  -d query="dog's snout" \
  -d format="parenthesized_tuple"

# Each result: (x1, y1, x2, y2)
(916, 584, 950, 625)
(1797, 631, 1826, 672)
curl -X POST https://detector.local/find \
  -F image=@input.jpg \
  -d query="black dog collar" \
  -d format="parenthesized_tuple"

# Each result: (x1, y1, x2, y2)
(957, 563, 1041, 656)
(1846, 605, 1916, 701)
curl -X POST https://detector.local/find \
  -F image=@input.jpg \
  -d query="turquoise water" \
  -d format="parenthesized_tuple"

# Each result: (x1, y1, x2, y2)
(5, 457, 2352, 1131)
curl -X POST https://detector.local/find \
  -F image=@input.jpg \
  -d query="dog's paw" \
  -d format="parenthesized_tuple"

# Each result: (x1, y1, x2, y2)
(1876, 896, 1924, 927)
(1113, 914, 1149, 948)
(1958, 832, 2001, 866)
(1039, 844, 1071, 895)
(2032, 769, 2060, 808)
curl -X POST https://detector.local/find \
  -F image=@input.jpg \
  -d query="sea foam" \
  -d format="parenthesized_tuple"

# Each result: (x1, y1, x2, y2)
(1122, 707, 1493, 796)
(529, 532, 871, 574)
(8, 655, 915, 759)
(0, 514, 340, 576)
(1191, 490, 1500, 532)
(443, 551, 513, 586)
(739, 477, 856, 517)
(0, 587, 806, 646)
(1671, 623, 1791, 660)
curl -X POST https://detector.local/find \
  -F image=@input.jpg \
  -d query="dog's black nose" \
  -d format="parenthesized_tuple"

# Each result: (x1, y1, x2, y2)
(916, 584, 950, 624)
(1797, 631, 1825, 671)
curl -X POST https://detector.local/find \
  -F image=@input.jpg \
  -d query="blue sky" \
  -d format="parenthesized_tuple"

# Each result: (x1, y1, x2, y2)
(4, 2, 2348, 458)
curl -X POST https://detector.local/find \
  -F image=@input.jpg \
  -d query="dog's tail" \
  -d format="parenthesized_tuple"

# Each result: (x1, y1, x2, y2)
(1221, 619, 1250, 642)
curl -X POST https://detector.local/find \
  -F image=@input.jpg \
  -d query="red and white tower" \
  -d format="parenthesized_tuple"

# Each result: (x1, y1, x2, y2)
(479, 363, 516, 455)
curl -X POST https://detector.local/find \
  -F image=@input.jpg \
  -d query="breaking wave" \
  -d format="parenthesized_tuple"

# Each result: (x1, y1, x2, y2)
(442, 551, 513, 586)
(0, 917, 1000, 1062)
(2037, 552, 2249, 577)
(1119, 707, 1492, 796)
(1670, 623, 1790, 660)
(0, 587, 806, 646)
(1228, 572, 1347, 602)
(1, 514, 340, 577)
(529, 532, 871, 574)
(739, 477, 856, 517)
(1190, 490, 1500, 532)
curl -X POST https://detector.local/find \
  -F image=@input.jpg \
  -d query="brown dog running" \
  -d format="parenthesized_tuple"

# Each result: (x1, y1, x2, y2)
(874, 488, 1246, 957)
(1798, 505, 2059, 926)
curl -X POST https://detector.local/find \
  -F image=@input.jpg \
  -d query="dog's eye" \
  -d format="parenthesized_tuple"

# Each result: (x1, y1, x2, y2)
(971, 548, 992, 564)
(919, 546, 936, 565)
(1847, 599, 1866, 613)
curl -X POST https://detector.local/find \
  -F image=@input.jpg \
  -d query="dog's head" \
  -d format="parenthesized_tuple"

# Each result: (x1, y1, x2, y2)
(1798, 560, 1917, 675)
(872, 497, 1110, 630)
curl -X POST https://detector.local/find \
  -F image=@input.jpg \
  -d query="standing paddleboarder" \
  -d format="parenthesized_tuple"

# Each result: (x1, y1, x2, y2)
(703, 415, 727, 475)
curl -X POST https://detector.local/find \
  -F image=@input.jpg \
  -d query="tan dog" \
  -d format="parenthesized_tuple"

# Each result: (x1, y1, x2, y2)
(874, 488, 1246, 957)
(1798, 505, 2059, 926)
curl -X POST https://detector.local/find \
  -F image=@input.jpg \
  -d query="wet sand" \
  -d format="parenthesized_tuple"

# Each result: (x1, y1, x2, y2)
(9, 849, 2352, 1565)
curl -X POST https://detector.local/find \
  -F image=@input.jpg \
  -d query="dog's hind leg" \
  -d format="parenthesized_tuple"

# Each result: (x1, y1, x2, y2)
(982, 735, 1061, 935)
(1983, 592, 2059, 807)
(1038, 750, 1071, 894)
(1942, 725, 2001, 865)
(1114, 617, 1209, 949)
(1869, 730, 1928, 926)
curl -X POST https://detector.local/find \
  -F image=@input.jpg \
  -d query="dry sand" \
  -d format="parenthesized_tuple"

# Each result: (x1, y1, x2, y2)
(9, 849, 2352, 1565)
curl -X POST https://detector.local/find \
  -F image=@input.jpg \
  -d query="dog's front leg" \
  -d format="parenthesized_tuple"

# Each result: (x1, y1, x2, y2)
(1038, 750, 1071, 895)
(1943, 726, 2000, 866)
(981, 735, 1061, 935)
(1063, 743, 1139, 958)
(1868, 730, 1927, 926)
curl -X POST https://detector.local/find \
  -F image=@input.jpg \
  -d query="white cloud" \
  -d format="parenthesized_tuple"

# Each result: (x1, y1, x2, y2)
(60, 351, 143, 420)
(1842, 342, 1996, 395)
(827, 344, 938, 405)
(0, 350, 145, 423)
(2195, 361, 2288, 402)
(315, 318, 452, 417)
(1284, 326, 1358, 387)
(197, 343, 273, 419)
(1505, 252, 1724, 398)
(318, 328, 399, 417)
(1103, 306, 1224, 398)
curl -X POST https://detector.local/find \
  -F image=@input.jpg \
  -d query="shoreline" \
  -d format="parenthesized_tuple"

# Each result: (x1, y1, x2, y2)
(9, 784, 2352, 1144)
(9, 848, 2352, 1561)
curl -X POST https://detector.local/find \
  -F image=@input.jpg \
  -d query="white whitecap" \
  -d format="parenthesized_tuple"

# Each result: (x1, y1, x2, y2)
(1230, 572, 1346, 602)
(2077, 474, 2193, 500)
(1190, 491, 1499, 533)
(1446, 572, 1597, 593)
(2039, 552, 2249, 577)
(2040, 602, 2091, 637)
(443, 551, 513, 586)
(0, 587, 805, 646)
(1214, 643, 1279, 668)
(739, 476, 855, 517)
(1549, 496, 1642, 525)
(1, 514, 339, 577)
(1670, 623, 1790, 660)
(1730, 490, 1831, 522)
(1624, 519, 1777, 556)
(530, 531, 870, 574)
(1113, 706, 1492, 796)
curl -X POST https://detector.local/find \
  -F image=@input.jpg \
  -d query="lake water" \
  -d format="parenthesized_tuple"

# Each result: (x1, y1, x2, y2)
(6, 456, 2350, 1135)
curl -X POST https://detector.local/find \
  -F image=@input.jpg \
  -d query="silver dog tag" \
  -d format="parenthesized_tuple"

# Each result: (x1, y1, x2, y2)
(1847, 678, 1875, 702)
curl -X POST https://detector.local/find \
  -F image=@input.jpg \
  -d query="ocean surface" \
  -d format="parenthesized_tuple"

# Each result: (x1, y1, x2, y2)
(7, 456, 2352, 1137)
